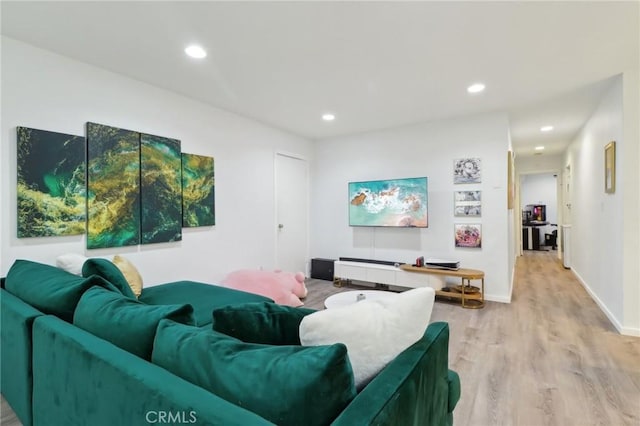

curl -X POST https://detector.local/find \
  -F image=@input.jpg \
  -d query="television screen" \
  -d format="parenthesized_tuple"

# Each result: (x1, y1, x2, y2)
(349, 177, 428, 227)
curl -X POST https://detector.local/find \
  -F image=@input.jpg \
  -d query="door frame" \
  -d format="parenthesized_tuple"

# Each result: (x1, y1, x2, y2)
(515, 168, 563, 258)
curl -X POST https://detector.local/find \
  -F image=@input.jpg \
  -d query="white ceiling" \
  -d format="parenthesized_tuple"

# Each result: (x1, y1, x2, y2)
(1, 1, 637, 157)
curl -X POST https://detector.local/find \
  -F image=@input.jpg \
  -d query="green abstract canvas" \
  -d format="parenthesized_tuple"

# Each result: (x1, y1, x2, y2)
(182, 153, 215, 227)
(141, 133, 182, 244)
(17, 127, 86, 237)
(86, 122, 140, 249)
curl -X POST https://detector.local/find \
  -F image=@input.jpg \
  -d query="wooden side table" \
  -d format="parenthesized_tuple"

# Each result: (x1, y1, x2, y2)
(399, 264, 485, 309)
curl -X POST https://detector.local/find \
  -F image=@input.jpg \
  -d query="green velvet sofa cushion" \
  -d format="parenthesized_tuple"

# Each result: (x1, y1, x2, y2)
(152, 319, 356, 426)
(32, 315, 275, 426)
(5, 259, 120, 322)
(212, 301, 315, 345)
(73, 286, 195, 360)
(139, 281, 273, 326)
(1, 289, 44, 426)
(82, 258, 137, 299)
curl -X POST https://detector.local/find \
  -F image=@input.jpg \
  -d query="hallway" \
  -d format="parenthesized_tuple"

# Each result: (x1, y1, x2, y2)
(439, 250, 640, 425)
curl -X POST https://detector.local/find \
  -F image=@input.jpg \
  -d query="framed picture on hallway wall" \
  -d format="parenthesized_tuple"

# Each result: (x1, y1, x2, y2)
(604, 141, 616, 194)
(507, 150, 514, 209)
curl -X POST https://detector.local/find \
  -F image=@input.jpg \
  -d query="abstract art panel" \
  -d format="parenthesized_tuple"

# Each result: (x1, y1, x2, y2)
(140, 133, 182, 244)
(86, 122, 140, 249)
(454, 224, 482, 248)
(17, 127, 85, 237)
(182, 153, 215, 227)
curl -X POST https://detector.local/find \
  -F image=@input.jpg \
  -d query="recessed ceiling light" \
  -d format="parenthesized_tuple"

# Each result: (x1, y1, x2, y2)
(322, 113, 335, 121)
(467, 83, 486, 94)
(535, 146, 545, 151)
(540, 125, 554, 132)
(185, 45, 207, 59)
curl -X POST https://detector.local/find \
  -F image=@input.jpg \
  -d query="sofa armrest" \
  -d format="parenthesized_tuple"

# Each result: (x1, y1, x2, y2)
(31, 315, 274, 426)
(448, 370, 461, 412)
(331, 322, 454, 426)
(1, 288, 44, 426)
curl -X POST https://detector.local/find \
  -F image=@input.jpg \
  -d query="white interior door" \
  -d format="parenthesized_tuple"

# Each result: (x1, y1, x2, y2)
(275, 153, 308, 274)
(562, 164, 572, 224)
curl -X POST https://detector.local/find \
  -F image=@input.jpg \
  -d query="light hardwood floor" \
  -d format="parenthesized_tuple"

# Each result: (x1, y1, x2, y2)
(2, 251, 639, 425)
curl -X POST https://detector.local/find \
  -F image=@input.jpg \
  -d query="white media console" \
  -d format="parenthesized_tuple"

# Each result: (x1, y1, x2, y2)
(333, 260, 486, 308)
(333, 260, 445, 291)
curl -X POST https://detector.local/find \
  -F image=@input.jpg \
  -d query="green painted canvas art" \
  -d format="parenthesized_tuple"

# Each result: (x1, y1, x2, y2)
(140, 133, 182, 244)
(17, 127, 86, 237)
(182, 153, 215, 227)
(86, 122, 141, 249)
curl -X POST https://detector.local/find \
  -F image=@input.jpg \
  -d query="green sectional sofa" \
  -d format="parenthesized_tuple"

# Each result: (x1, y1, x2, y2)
(1, 259, 460, 426)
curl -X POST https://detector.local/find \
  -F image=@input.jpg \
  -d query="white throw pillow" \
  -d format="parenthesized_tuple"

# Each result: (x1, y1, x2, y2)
(299, 287, 435, 390)
(55, 253, 89, 276)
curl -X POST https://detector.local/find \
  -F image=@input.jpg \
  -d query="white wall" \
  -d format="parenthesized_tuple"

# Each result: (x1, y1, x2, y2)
(564, 75, 639, 335)
(311, 112, 512, 302)
(515, 154, 563, 175)
(621, 61, 640, 335)
(1, 37, 313, 285)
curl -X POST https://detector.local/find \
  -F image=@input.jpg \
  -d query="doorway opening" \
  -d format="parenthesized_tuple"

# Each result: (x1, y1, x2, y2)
(519, 172, 560, 254)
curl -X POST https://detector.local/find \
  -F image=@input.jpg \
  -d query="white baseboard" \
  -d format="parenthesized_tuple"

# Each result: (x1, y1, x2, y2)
(620, 326, 640, 337)
(571, 269, 640, 337)
(485, 294, 511, 304)
(507, 265, 515, 303)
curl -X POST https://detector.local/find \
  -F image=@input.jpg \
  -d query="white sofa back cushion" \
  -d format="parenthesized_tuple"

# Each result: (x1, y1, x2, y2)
(299, 287, 435, 390)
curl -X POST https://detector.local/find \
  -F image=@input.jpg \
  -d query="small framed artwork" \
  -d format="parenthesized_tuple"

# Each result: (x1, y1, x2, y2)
(454, 158, 481, 184)
(454, 224, 482, 248)
(454, 191, 481, 217)
(604, 141, 616, 194)
(507, 150, 514, 209)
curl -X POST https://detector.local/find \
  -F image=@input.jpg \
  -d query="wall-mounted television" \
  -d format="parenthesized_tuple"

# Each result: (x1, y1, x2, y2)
(348, 177, 428, 227)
